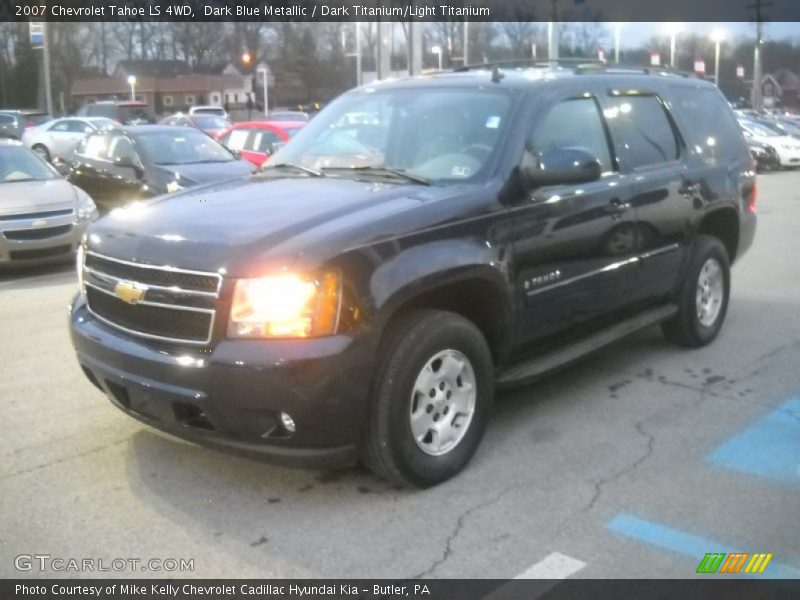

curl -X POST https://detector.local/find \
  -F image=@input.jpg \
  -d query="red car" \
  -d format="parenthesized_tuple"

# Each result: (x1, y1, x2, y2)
(216, 120, 305, 167)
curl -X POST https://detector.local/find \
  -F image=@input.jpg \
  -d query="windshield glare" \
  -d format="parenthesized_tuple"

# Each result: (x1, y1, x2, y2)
(270, 88, 512, 183)
(0, 145, 58, 183)
(137, 130, 234, 165)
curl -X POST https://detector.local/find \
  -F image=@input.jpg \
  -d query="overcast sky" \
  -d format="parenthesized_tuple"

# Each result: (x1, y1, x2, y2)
(618, 22, 800, 48)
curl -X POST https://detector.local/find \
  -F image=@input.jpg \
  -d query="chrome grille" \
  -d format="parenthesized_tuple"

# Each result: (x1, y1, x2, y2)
(4, 224, 73, 240)
(82, 251, 221, 345)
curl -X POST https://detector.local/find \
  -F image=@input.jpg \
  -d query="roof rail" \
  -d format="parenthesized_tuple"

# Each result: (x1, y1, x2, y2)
(454, 58, 697, 79)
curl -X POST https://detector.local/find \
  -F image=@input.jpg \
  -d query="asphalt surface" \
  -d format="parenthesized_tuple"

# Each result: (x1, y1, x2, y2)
(1, 171, 799, 580)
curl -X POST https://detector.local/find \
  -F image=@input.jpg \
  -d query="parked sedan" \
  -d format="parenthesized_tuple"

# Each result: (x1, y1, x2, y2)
(739, 119, 800, 168)
(159, 113, 231, 138)
(217, 120, 305, 167)
(0, 110, 52, 140)
(0, 139, 97, 267)
(63, 126, 254, 210)
(21, 117, 118, 162)
(747, 139, 781, 171)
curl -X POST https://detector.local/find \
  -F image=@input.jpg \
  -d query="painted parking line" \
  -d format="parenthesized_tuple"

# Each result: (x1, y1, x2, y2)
(514, 552, 587, 579)
(708, 397, 800, 489)
(607, 514, 800, 579)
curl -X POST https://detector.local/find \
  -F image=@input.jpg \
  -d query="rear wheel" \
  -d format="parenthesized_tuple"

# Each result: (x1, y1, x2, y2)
(662, 235, 730, 347)
(32, 144, 50, 162)
(361, 310, 494, 488)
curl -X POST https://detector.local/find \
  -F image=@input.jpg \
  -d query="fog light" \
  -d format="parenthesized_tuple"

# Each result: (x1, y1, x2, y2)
(279, 411, 296, 433)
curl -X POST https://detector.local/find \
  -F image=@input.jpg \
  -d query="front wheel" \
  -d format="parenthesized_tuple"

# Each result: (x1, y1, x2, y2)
(361, 310, 494, 488)
(662, 235, 730, 347)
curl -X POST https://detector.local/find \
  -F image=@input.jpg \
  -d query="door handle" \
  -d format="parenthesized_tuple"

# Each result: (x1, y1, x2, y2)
(604, 198, 631, 218)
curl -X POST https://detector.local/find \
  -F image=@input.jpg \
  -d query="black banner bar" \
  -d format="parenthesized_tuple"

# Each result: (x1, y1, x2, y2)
(2, 0, 800, 22)
(3, 579, 800, 600)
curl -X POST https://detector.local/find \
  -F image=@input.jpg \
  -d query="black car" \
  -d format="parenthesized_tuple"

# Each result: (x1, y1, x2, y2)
(70, 67, 756, 487)
(74, 101, 156, 125)
(748, 138, 781, 171)
(0, 110, 52, 139)
(63, 125, 254, 209)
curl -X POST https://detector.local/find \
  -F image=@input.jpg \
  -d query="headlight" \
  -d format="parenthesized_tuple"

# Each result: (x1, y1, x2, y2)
(166, 181, 185, 194)
(76, 243, 86, 299)
(227, 271, 341, 338)
(77, 192, 98, 220)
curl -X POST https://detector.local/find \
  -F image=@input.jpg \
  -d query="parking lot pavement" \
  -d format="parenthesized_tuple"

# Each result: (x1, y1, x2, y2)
(1, 171, 799, 580)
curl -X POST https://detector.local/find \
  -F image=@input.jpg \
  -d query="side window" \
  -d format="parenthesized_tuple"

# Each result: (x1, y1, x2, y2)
(251, 130, 282, 153)
(107, 135, 138, 163)
(669, 86, 745, 162)
(77, 133, 110, 161)
(49, 121, 71, 132)
(224, 129, 251, 152)
(0, 115, 14, 127)
(603, 95, 679, 170)
(67, 120, 91, 133)
(531, 98, 613, 173)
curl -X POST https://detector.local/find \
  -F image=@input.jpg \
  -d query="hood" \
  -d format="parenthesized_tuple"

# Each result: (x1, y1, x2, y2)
(0, 178, 77, 215)
(157, 160, 254, 186)
(86, 175, 445, 276)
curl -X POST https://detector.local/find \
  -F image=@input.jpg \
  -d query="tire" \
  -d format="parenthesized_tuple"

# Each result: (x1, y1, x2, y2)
(662, 235, 730, 347)
(32, 144, 51, 162)
(361, 309, 494, 488)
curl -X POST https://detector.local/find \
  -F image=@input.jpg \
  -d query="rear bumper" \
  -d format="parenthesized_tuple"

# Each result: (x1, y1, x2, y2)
(70, 296, 376, 469)
(737, 210, 757, 261)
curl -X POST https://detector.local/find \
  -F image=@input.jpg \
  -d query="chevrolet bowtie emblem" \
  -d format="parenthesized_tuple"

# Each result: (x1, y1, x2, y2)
(32, 219, 48, 228)
(114, 281, 147, 305)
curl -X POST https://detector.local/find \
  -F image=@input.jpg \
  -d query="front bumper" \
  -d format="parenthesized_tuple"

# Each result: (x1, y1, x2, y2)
(0, 215, 88, 266)
(70, 296, 376, 469)
(776, 146, 800, 167)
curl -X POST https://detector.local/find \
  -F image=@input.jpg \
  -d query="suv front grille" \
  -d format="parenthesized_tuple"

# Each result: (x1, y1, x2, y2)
(82, 251, 221, 345)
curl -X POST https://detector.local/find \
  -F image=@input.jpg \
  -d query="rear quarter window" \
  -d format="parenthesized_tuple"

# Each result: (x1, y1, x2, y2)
(668, 86, 746, 162)
(603, 95, 680, 170)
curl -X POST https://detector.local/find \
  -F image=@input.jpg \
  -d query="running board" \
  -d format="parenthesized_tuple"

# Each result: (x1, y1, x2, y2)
(497, 304, 678, 387)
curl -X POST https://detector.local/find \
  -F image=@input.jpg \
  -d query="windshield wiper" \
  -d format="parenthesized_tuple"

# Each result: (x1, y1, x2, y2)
(260, 163, 325, 177)
(322, 166, 430, 185)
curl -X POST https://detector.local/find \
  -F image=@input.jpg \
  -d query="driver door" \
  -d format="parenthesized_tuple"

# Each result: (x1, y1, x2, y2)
(510, 93, 640, 347)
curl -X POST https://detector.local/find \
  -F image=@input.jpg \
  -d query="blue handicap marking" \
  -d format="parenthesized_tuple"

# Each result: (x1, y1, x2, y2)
(607, 514, 800, 579)
(708, 397, 800, 489)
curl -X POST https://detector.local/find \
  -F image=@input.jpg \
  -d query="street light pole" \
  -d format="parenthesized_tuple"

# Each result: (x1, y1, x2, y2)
(712, 29, 725, 86)
(666, 23, 682, 67)
(614, 23, 621, 64)
(257, 66, 268, 116)
(126, 75, 136, 101)
(42, 22, 53, 115)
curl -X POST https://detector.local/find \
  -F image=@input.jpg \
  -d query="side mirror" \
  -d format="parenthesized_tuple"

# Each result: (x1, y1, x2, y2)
(520, 146, 603, 189)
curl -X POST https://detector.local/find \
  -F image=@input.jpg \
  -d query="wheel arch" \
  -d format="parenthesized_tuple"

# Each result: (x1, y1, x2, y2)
(697, 206, 740, 263)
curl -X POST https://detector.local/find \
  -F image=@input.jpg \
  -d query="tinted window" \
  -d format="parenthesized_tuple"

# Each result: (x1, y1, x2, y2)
(135, 130, 234, 165)
(531, 98, 613, 172)
(120, 106, 154, 124)
(76, 133, 110, 160)
(87, 105, 115, 119)
(0, 115, 14, 126)
(50, 120, 71, 132)
(670, 86, 745, 161)
(222, 129, 250, 151)
(251, 130, 282, 153)
(604, 95, 679, 169)
(108, 135, 138, 163)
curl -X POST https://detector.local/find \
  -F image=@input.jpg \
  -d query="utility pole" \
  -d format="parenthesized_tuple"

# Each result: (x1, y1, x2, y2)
(548, 0, 559, 65)
(747, 0, 771, 111)
(463, 20, 469, 66)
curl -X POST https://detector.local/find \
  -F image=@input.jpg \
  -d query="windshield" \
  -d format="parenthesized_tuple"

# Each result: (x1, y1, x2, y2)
(0, 145, 58, 183)
(192, 115, 229, 129)
(269, 88, 512, 184)
(742, 121, 779, 138)
(136, 130, 235, 165)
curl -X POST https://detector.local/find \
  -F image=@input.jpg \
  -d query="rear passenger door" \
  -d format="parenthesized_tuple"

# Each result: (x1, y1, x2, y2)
(512, 92, 639, 346)
(599, 91, 691, 304)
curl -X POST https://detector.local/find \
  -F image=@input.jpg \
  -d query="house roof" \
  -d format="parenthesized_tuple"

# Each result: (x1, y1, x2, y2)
(72, 74, 248, 96)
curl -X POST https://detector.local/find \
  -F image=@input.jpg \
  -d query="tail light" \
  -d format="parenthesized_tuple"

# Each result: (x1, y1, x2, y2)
(746, 181, 757, 213)
(25, 120, 34, 128)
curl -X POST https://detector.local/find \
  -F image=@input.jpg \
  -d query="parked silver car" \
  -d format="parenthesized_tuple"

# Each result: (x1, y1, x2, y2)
(21, 116, 117, 162)
(0, 139, 97, 267)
